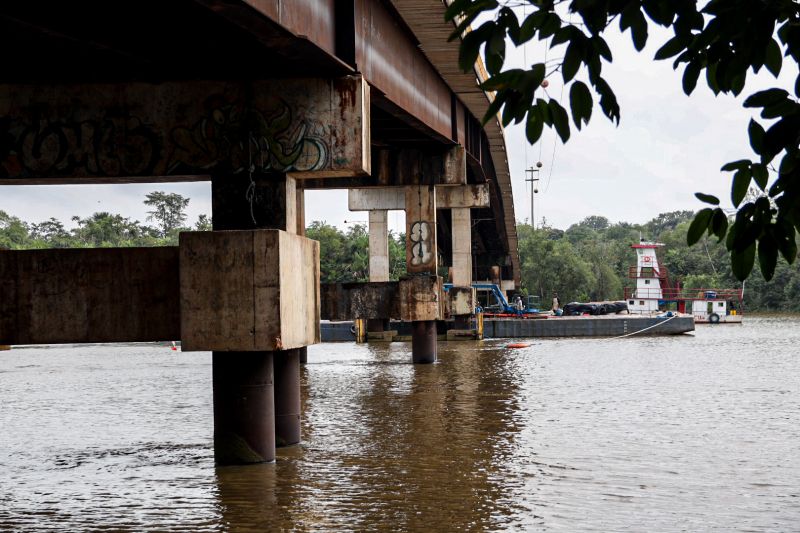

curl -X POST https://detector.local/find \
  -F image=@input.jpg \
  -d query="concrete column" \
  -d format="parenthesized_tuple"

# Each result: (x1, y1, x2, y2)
(212, 351, 275, 464)
(298, 346, 308, 364)
(412, 320, 437, 364)
(295, 186, 305, 236)
(369, 210, 389, 282)
(212, 173, 303, 463)
(451, 208, 473, 330)
(273, 349, 301, 447)
(406, 184, 438, 364)
(451, 208, 472, 287)
(368, 210, 390, 333)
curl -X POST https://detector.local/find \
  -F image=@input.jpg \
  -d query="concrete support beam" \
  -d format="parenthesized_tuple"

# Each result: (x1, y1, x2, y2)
(0, 247, 179, 345)
(0, 77, 370, 184)
(320, 282, 399, 321)
(348, 183, 490, 211)
(368, 210, 389, 282)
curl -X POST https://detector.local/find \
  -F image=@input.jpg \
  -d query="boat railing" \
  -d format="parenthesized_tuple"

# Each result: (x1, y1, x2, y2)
(624, 287, 744, 301)
(627, 266, 668, 279)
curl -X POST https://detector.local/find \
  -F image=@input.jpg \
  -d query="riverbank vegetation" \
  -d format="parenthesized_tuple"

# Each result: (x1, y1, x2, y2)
(1, 193, 796, 311)
(518, 212, 800, 312)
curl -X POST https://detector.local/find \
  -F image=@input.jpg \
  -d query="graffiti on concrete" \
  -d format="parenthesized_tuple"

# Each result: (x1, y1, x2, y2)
(166, 97, 329, 175)
(0, 94, 330, 179)
(0, 115, 162, 178)
(409, 220, 435, 267)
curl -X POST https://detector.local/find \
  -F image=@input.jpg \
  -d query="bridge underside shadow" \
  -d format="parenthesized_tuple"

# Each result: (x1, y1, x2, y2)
(0, 0, 520, 465)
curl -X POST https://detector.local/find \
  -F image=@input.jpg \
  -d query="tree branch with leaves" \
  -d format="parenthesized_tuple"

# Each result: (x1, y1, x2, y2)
(445, 0, 799, 280)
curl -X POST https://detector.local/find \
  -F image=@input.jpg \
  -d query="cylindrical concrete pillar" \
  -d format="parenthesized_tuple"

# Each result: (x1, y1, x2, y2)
(273, 349, 301, 447)
(412, 320, 437, 364)
(213, 351, 275, 464)
(298, 346, 308, 364)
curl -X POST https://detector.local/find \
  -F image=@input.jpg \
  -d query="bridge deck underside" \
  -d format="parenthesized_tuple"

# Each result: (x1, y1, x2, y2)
(0, 0, 518, 283)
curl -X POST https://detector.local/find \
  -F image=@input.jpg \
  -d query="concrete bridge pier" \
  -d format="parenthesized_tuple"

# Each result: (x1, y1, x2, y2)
(209, 173, 313, 462)
(212, 351, 276, 464)
(405, 184, 439, 364)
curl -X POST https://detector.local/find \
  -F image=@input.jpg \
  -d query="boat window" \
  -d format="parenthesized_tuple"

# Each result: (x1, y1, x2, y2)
(644, 279, 650, 284)
(718, 302, 724, 307)
(629, 300, 634, 305)
(639, 301, 644, 305)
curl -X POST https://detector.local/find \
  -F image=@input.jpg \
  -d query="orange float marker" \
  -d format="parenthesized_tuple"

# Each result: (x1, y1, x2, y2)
(506, 343, 531, 349)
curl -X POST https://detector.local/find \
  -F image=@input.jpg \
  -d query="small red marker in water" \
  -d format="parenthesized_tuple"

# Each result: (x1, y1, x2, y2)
(170, 341, 178, 351)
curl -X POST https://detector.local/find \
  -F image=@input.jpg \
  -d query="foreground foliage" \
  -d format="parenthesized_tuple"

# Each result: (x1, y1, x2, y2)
(445, 0, 800, 281)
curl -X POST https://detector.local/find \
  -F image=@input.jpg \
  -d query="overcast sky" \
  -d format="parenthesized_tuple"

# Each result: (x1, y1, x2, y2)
(1, 23, 796, 234)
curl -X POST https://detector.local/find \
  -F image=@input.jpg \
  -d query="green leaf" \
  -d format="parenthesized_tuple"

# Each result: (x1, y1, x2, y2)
(711, 208, 729, 241)
(762, 116, 800, 162)
(530, 63, 546, 89)
(539, 13, 561, 40)
(621, 5, 648, 51)
(519, 10, 546, 42)
(525, 105, 544, 144)
(720, 159, 751, 172)
(687, 208, 713, 246)
(536, 98, 552, 125)
(706, 63, 720, 94)
(594, 77, 620, 123)
(682, 62, 701, 95)
(654, 35, 687, 60)
(743, 88, 789, 108)
(775, 221, 798, 263)
(549, 100, 571, 142)
(458, 22, 494, 72)
(748, 119, 765, 155)
(485, 30, 506, 74)
(764, 39, 783, 77)
(731, 167, 752, 207)
(695, 192, 719, 205)
(592, 36, 612, 62)
(562, 41, 582, 83)
(757, 234, 778, 281)
(480, 69, 524, 91)
(480, 93, 505, 124)
(550, 26, 575, 47)
(779, 153, 798, 175)
(731, 242, 756, 281)
(569, 81, 593, 129)
(751, 164, 769, 190)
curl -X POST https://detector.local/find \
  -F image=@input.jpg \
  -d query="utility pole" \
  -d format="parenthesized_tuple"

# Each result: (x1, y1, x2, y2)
(525, 162, 542, 228)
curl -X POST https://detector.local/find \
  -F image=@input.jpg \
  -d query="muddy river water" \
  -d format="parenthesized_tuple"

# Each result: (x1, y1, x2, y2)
(1, 316, 798, 531)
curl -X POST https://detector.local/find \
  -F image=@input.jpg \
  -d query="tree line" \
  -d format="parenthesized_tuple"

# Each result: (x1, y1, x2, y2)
(0, 192, 211, 249)
(1, 192, 796, 311)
